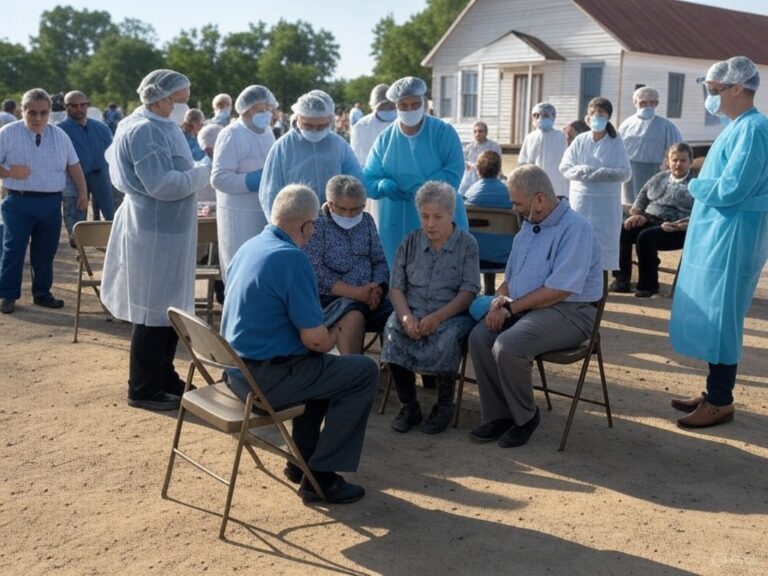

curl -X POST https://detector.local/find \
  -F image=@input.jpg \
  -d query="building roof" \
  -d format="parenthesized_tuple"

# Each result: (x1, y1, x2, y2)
(573, 0, 768, 65)
(458, 31, 565, 67)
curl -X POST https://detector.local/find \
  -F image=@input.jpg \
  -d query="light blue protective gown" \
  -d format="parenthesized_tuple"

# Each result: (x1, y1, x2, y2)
(363, 115, 468, 266)
(259, 126, 365, 221)
(670, 107, 768, 364)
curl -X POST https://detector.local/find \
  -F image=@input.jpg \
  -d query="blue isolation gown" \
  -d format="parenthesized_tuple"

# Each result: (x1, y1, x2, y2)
(669, 107, 768, 364)
(363, 115, 468, 266)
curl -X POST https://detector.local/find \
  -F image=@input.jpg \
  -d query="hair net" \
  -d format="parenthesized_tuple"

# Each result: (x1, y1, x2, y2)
(137, 69, 190, 104)
(369, 84, 390, 108)
(699, 56, 760, 90)
(386, 77, 427, 102)
(291, 90, 335, 118)
(532, 102, 556, 116)
(235, 85, 278, 114)
(197, 123, 223, 149)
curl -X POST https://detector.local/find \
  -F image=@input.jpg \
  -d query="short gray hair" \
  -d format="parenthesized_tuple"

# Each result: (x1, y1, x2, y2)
(212, 93, 232, 109)
(506, 165, 556, 201)
(415, 181, 455, 215)
(21, 88, 51, 110)
(633, 86, 659, 103)
(272, 185, 320, 224)
(183, 108, 205, 125)
(326, 175, 367, 204)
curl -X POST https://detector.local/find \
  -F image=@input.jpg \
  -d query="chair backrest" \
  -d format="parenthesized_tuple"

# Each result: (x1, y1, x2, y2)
(167, 307, 273, 414)
(197, 217, 218, 245)
(73, 221, 113, 277)
(466, 205, 521, 237)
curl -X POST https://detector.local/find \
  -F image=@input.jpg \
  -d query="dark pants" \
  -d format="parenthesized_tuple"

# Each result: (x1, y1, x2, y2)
(0, 192, 62, 300)
(229, 353, 378, 472)
(129, 324, 183, 400)
(88, 170, 115, 221)
(617, 222, 686, 292)
(706, 363, 738, 406)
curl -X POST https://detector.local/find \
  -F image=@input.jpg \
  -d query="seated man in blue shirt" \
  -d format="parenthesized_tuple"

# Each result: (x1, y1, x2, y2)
(468, 165, 603, 447)
(221, 184, 378, 504)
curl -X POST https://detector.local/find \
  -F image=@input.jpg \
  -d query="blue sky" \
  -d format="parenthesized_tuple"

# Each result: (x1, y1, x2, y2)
(1, 0, 767, 79)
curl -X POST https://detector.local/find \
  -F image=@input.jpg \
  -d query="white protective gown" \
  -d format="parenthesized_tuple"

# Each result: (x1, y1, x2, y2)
(350, 112, 394, 226)
(559, 131, 631, 270)
(518, 128, 570, 198)
(211, 120, 275, 279)
(101, 106, 210, 326)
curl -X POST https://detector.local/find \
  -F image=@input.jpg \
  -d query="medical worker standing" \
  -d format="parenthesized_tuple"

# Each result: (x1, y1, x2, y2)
(101, 69, 211, 411)
(259, 90, 364, 220)
(518, 102, 569, 198)
(364, 76, 468, 266)
(211, 85, 277, 280)
(670, 56, 768, 429)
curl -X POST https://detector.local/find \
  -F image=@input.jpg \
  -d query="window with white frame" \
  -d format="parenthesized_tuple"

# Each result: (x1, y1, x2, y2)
(461, 71, 478, 118)
(439, 75, 455, 118)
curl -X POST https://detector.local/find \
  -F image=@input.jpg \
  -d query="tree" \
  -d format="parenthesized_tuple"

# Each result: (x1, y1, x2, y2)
(165, 25, 223, 112)
(218, 23, 269, 100)
(342, 75, 380, 112)
(0, 41, 46, 97)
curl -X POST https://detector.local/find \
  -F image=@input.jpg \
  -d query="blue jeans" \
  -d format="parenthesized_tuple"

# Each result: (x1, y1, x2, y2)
(62, 193, 87, 240)
(0, 193, 62, 300)
(87, 170, 115, 221)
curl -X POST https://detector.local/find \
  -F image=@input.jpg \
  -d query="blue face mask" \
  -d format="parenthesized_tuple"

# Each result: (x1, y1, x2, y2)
(397, 104, 424, 127)
(636, 106, 655, 120)
(376, 109, 397, 122)
(538, 117, 555, 131)
(249, 111, 272, 131)
(301, 127, 331, 143)
(590, 115, 608, 132)
(705, 94, 722, 116)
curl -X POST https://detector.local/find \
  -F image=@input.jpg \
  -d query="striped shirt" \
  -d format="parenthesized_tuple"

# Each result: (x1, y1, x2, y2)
(0, 121, 79, 192)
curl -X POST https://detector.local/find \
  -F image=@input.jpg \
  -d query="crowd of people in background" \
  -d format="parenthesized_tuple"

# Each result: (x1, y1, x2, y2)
(0, 54, 766, 504)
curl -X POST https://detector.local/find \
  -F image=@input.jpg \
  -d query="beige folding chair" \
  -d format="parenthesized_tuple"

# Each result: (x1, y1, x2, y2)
(163, 307, 324, 539)
(466, 205, 520, 294)
(534, 271, 612, 451)
(195, 218, 221, 323)
(72, 220, 113, 343)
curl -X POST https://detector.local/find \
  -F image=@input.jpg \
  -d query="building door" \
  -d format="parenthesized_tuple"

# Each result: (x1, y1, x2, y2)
(512, 73, 542, 145)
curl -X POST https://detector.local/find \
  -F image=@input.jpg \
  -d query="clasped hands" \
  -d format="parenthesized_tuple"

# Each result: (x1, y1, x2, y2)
(401, 312, 441, 340)
(353, 282, 384, 310)
(485, 296, 513, 332)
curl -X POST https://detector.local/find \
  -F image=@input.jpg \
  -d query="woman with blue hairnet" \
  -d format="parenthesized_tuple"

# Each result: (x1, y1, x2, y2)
(101, 69, 212, 411)
(363, 76, 468, 266)
(670, 56, 768, 429)
(259, 90, 365, 220)
(518, 102, 569, 198)
(211, 85, 277, 280)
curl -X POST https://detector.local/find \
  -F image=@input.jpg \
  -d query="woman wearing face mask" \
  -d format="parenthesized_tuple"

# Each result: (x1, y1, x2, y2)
(101, 69, 212, 411)
(518, 102, 569, 198)
(559, 97, 632, 271)
(210, 85, 277, 281)
(259, 90, 365, 222)
(302, 175, 392, 355)
(364, 76, 469, 267)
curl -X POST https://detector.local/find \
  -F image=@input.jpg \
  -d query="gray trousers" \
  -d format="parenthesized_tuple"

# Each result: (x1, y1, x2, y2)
(468, 302, 596, 425)
(229, 353, 378, 473)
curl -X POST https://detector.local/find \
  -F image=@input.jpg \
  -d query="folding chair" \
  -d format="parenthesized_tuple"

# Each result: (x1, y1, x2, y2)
(195, 218, 221, 324)
(466, 205, 520, 295)
(163, 307, 324, 539)
(534, 271, 612, 451)
(72, 220, 113, 343)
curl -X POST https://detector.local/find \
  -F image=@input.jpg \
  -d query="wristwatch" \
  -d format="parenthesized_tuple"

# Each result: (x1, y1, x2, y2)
(503, 300, 513, 314)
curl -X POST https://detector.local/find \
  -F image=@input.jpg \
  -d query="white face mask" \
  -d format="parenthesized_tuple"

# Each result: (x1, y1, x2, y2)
(301, 127, 331, 143)
(330, 211, 363, 230)
(397, 103, 424, 127)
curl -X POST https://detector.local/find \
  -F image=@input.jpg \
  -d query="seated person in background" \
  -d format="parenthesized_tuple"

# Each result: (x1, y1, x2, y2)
(611, 142, 694, 298)
(196, 123, 223, 210)
(303, 175, 392, 354)
(382, 181, 480, 435)
(468, 165, 602, 448)
(222, 184, 378, 504)
(518, 102, 570, 198)
(462, 150, 514, 295)
(181, 108, 206, 161)
(459, 121, 503, 195)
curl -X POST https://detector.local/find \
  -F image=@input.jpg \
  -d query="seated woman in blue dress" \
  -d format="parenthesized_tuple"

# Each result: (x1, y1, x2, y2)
(303, 175, 392, 354)
(381, 181, 480, 435)
(462, 150, 514, 294)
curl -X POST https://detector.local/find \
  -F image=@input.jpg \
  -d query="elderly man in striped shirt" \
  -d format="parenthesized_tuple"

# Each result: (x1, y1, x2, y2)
(0, 88, 88, 314)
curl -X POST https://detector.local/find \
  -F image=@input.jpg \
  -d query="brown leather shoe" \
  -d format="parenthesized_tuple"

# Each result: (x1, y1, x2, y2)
(671, 391, 706, 413)
(677, 401, 734, 429)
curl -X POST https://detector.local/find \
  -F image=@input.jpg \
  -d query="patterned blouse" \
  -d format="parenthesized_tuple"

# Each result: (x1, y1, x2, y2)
(633, 170, 694, 222)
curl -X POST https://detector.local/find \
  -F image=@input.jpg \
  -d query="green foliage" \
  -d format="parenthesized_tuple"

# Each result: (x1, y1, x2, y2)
(165, 25, 224, 112)
(343, 76, 381, 113)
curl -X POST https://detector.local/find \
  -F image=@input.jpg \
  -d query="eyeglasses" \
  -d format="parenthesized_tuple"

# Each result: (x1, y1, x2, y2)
(67, 102, 90, 108)
(707, 84, 734, 96)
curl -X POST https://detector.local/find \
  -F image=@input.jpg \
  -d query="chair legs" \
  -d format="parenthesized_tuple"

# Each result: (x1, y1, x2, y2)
(73, 268, 84, 344)
(535, 359, 553, 411)
(451, 353, 470, 428)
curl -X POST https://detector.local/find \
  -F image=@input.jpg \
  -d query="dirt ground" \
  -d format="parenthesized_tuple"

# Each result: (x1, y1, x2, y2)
(1, 238, 767, 576)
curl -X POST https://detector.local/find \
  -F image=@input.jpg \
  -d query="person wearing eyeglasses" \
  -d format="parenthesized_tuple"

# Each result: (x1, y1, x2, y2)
(259, 90, 365, 221)
(0, 88, 88, 315)
(669, 56, 768, 429)
(59, 90, 114, 247)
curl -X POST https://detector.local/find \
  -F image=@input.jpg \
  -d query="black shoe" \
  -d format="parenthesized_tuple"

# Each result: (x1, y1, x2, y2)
(469, 418, 515, 443)
(609, 279, 632, 293)
(421, 403, 453, 434)
(0, 298, 15, 314)
(299, 473, 365, 504)
(127, 392, 181, 411)
(634, 289, 658, 299)
(33, 294, 64, 308)
(284, 462, 304, 484)
(497, 408, 540, 448)
(165, 379, 194, 396)
(390, 401, 423, 433)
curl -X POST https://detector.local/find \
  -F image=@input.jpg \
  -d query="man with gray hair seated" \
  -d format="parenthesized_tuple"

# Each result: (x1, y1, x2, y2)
(222, 184, 378, 504)
(618, 86, 683, 205)
(468, 165, 603, 448)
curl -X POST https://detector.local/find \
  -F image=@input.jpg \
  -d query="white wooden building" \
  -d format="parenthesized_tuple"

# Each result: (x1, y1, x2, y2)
(422, 0, 768, 146)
